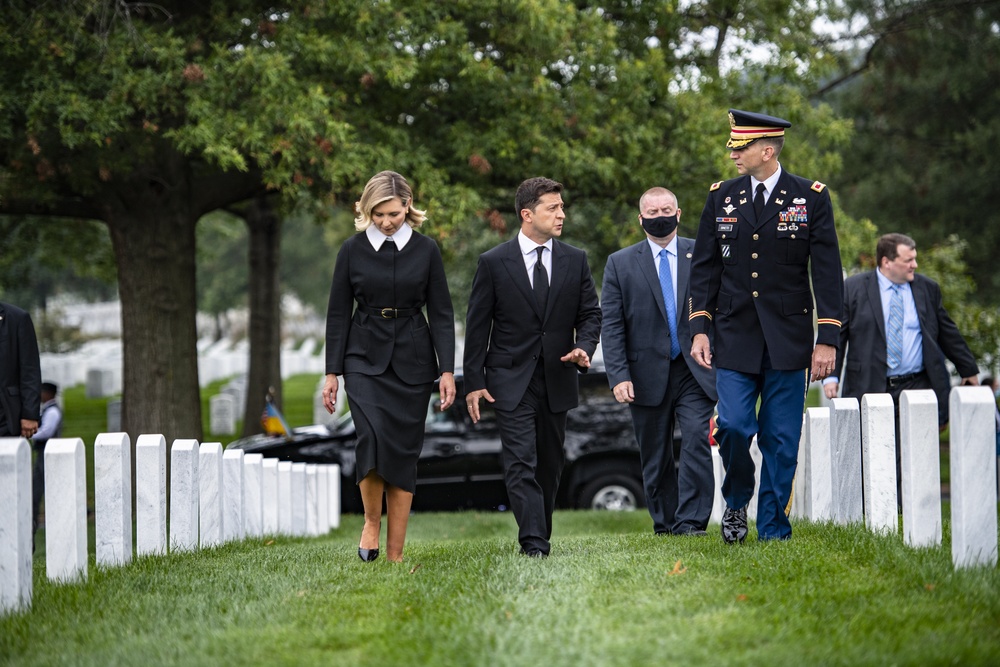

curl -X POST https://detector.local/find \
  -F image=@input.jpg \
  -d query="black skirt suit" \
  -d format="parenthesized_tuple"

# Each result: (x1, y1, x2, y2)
(325, 229, 455, 492)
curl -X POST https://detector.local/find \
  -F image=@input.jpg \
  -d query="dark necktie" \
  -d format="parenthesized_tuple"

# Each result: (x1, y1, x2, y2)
(533, 246, 549, 310)
(754, 182, 767, 222)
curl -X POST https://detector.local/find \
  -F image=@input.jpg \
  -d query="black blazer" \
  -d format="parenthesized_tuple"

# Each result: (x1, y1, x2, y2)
(834, 271, 979, 424)
(325, 231, 455, 386)
(463, 237, 602, 413)
(601, 237, 717, 406)
(0, 302, 41, 435)
(689, 170, 844, 372)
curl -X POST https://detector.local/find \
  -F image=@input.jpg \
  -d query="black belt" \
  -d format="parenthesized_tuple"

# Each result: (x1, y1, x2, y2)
(358, 305, 422, 319)
(886, 370, 925, 387)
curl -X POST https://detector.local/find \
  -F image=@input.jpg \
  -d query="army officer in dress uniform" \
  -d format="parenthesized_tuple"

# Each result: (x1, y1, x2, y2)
(689, 109, 844, 543)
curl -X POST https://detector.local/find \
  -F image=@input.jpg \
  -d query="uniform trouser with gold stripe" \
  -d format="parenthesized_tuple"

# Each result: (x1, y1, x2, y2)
(715, 362, 807, 541)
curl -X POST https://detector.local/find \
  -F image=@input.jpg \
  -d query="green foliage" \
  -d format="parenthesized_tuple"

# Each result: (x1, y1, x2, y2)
(828, 0, 1000, 305)
(918, 235, 1000, 368)
(197, 211, 249, 318)
(3, 512, 999, 666)
(0, 217, 117, 314)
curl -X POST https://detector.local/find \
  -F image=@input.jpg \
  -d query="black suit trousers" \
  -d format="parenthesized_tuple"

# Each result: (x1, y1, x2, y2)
(495, 361, 567, 555)
(629, 358, 716, 534)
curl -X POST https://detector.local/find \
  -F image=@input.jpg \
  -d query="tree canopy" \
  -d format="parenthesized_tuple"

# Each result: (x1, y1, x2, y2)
(3, 0, 992, 440)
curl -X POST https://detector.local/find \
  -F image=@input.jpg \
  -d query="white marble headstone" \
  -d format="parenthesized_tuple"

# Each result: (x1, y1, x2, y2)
(243, 453, 264, 538)
(746, 435, 762, 522)
(94, 432, 132, 567)
(136, 434, 168, 556)
(262, 458, 279, 534)
(199, 442, 224, 548)
(169, 439, 200, 553)
(318, 464, 330, 534)
(223, 448, 245, 542)
(291, 463, 307, 536)
(306, 464, 320, 536)
(861, 394, 898, 534)
(327, 464, 342, 530)
(210, 394, 236, 436)
(899, 390, 942, 548)
(86, 368, 113, 399)
(710, 446, 725, 525)
(949, 386, 998, 568)
(830, 398, 863, 524)
(0, 438, 33, 613)
(106, 398, 122, 432)
(278, 461, 293, 535)
(803, 407, 832, 521)
(790, 414, 808, 519)
(44, 437, 88, 582)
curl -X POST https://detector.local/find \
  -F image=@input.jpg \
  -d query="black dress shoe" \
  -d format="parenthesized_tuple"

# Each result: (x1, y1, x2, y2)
(677, 529, 708, 537)
(358, 547, 379, 562)
(519, 548, 548, 558)
(721, 506, 748, 544)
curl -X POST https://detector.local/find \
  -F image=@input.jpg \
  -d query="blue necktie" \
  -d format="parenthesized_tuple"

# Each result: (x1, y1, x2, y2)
(886, 284, 903, 370)
(658, 248, 681, 360)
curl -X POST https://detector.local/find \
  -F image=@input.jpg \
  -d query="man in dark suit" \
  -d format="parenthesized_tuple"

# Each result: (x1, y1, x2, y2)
(825, 233, 979, 425)
(601, 187, 717, 536)
(0, 301, 41, 440)
(689, 110, 844, 543)
(464, 177, 602, 557)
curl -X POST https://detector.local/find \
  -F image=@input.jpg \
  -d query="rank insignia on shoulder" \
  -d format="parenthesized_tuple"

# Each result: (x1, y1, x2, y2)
(710, 181, 722, 191)
(810, 181, 826, 192)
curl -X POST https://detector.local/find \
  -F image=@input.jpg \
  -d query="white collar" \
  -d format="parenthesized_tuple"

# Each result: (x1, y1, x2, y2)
(646, 235, 678, 257)
(366, 223, 413, 251)
(876, 267, 908, 292)
(517, 230, 553, 255)
(751, 164, 782, 197)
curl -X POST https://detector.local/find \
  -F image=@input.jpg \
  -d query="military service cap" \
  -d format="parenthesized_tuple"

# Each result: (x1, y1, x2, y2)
(726, 109, 792, 150)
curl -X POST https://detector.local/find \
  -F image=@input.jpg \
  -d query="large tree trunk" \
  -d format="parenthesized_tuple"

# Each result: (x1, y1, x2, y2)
(104, 164, 203, 443)
(242, 194, 283, 436)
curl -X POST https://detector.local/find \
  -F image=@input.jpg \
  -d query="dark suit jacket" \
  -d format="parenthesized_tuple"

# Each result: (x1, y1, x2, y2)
(834, 271, 979, 424)
(0, 302, 42, 435)
(689, 169, 843, 372)
(463, 237, 602, 413)
(601, 237, 717, 405)
(325, 231, 455, 385)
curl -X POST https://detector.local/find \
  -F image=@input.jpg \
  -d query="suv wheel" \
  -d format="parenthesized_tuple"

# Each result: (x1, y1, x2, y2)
(578, 475, 643, 511)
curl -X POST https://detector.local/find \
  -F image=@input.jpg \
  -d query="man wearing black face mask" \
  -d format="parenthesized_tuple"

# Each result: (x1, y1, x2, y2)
(601, 187, 718, 535)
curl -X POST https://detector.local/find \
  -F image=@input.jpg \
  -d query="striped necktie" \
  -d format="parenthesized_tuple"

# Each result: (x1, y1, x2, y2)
(886, 284, 903, 370)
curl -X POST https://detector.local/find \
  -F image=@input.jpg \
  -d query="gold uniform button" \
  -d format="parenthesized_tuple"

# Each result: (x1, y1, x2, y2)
(752, 291, 759, 298)
(722, 234, 727, 239)
(753, 234, 759, 241)
(752, 253, 758, 259)
(752, 272, 758, 278)
(791, 234, 796, 239)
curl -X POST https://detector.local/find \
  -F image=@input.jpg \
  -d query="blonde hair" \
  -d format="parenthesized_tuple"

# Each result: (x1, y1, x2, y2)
(354, 170, 427, 231)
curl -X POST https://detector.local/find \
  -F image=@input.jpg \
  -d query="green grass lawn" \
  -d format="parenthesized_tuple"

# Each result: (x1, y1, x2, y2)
(2, 511, 998, 666)
(16, 378, 992, 665)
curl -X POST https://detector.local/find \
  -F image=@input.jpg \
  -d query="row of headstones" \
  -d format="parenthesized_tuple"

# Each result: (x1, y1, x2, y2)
(708, 387, 997, 569)
(0, 434, 342, 615)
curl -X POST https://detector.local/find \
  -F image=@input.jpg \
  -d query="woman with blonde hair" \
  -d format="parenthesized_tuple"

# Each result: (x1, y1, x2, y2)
(323, 170, 456, 563)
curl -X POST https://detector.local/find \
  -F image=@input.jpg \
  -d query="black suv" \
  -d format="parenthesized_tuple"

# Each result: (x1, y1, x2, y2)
(230, 370, 666, 513)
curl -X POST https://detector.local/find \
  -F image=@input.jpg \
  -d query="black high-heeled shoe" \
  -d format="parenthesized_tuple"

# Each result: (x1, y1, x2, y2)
(358, 520, 380, 562)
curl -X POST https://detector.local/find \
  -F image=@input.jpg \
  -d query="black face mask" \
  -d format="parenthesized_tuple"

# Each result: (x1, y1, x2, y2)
(641, 214, 678, 238)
